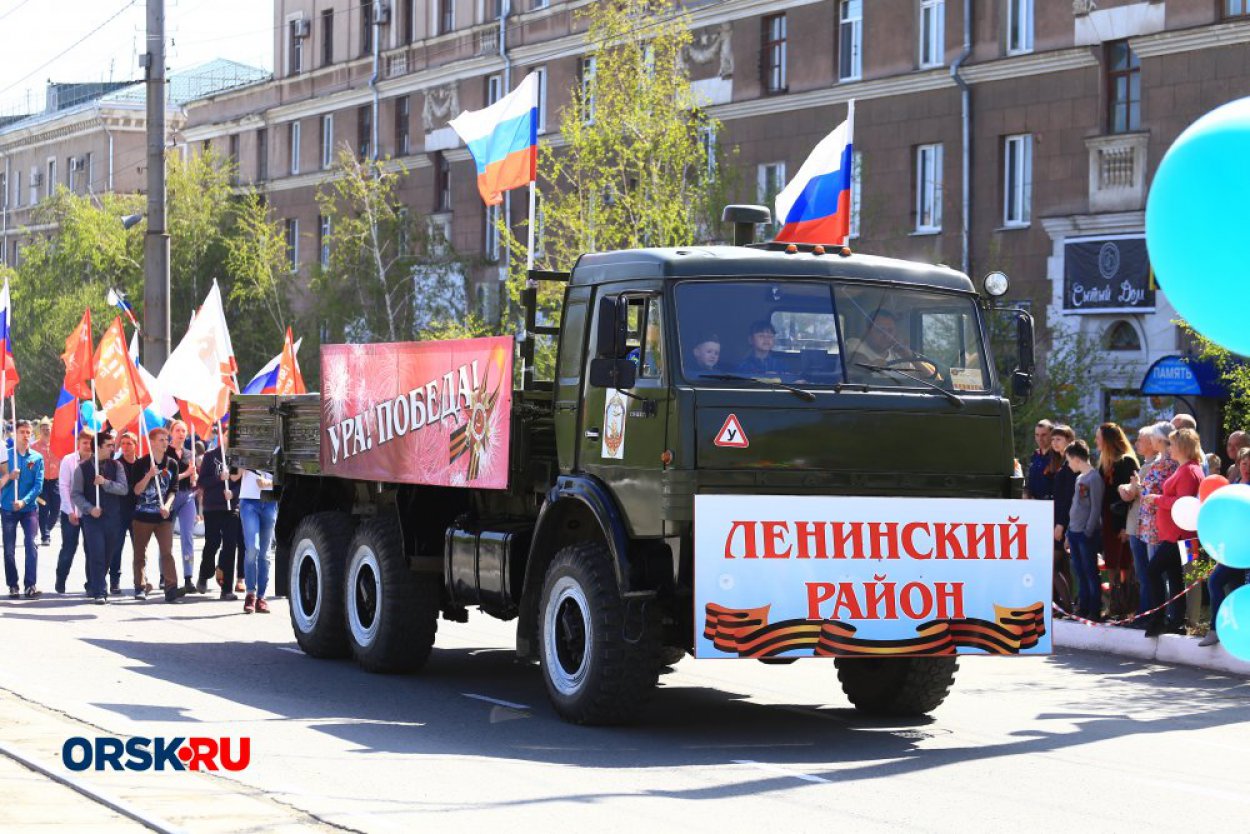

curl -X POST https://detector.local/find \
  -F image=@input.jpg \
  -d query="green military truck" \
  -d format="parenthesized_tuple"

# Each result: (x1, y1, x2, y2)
(230, 207, 1046, 726)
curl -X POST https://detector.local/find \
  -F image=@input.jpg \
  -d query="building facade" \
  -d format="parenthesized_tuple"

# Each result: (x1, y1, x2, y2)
(181, 0, 1250, 437)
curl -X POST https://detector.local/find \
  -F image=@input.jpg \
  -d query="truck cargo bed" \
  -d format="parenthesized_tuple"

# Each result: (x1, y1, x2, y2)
(229, 393, 323, 478)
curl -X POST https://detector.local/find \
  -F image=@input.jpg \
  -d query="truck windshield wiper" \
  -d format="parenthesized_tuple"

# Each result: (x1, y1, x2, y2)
(699, 373, 816, 402)
(854, 363, 964, 408)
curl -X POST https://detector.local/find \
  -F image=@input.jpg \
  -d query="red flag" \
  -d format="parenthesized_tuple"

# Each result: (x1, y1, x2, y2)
(175, 398, 216, 439)
(275, 327, 306, 395)
(61, 309, 94, 400)
(93, 317, 151, 431)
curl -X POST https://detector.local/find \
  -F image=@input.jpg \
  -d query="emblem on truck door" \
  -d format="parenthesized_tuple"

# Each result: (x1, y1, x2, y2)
(713, 414, 749, 448)
(602, 389, 627, 459)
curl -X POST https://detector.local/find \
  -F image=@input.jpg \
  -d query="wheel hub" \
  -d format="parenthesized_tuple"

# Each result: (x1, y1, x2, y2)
(291, 542, 322, 633)
(544, 577, 592, 696)
(348, 547, 382, 647)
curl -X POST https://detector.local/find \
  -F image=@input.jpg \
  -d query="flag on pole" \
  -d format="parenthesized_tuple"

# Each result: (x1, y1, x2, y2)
(129, 330, 176, 419)
(107, 287, 139, 330)
(276, 327, 306, 395)
(243, 334, 305, 395)
(774, 101, 855, 245)
(51, 310, 94, 459)
(0, 279, 19, 397)
(94, 317, 152, 432)
(156, 283, 236, 417)
(449, 73, 539, 206)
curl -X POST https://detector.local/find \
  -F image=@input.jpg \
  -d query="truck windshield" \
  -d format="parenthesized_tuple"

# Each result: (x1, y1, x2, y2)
(674, 280, 990, 393)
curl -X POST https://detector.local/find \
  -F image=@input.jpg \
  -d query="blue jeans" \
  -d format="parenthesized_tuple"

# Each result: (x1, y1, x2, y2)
(38, 478, 60, 539)
(81, 513, 123, 599)
(54, 511, 83, 587)
(1129, 535, 1153, 616)
(1067, 529, 1102, 618)
(170, 490, 197, 578)
(1209, 564, 1250, 633)
(109, 504, 134, 587)
(2, 509, 38, 588)
(240, 499, 278, 597)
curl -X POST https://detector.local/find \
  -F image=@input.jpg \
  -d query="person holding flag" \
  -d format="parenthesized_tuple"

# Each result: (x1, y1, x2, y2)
(2, 420, 44, 599)
(131, 426, 183, 603)
(70, 429, 128, 605)
(774, 101, 855, 246)
(48, 310, 95, 550)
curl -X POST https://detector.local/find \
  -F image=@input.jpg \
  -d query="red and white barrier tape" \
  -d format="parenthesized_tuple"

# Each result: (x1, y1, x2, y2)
(1050, 575, 1205, 627)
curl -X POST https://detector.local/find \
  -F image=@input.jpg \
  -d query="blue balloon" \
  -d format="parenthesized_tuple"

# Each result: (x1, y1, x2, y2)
(141, 407, 164, 431)
(1146, 96, 1250, 355)
(1197, 483, 1250, 569)
(78, 401, 102, 431)
(1215, 585, 1250, 661)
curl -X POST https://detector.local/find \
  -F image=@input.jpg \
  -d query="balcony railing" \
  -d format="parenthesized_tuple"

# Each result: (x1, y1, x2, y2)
(1086, 132, 1149, 213)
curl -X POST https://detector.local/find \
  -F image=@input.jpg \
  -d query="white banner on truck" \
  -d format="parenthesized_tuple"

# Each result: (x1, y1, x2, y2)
(694, 495, 1053, 659)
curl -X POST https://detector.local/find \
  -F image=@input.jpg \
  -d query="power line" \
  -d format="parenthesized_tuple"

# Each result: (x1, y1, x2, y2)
(0, 0, 140, 100)
(0, 0, 34, 23)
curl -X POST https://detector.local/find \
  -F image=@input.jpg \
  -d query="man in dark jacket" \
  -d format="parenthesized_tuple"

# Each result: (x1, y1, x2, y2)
(70, 431, 129, 604)
(196, 443, 241, 600)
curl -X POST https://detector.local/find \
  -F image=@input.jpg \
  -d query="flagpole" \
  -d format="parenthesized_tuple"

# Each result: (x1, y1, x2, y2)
(9, 395, 17, 505)
(526, 183, 537, 273)
(0, 363, 7, 502)
(844, 99, 856, 248)
(90, 380, 100, 507)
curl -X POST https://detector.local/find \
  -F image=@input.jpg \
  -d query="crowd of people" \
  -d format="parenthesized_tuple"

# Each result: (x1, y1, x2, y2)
(0, 416, 280, 614)
(1028, 415, 1250, 643)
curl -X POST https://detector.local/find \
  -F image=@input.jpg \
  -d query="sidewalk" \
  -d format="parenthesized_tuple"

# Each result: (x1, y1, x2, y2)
(1054, 619, 1250, 676)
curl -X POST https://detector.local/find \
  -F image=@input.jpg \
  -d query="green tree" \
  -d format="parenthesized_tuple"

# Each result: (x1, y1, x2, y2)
(313, 150, 470, 344)
(1182, 324, 1250, 433)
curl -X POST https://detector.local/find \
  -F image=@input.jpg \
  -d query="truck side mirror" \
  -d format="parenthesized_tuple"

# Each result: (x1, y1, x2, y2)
(1011, 310, 1035, 404)
(1011, 370, 1033, 401)
(595, 295, 629, 359)
(589, 357, 637, 389)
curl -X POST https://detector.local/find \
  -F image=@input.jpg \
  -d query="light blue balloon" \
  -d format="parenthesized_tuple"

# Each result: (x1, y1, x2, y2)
(79, 401, 102, 431)
(1197, 483, 1250, 569)
(141, 407, 164, 431)
(1215, 585, 1250, 661)
(1146, 96, 1250, 355)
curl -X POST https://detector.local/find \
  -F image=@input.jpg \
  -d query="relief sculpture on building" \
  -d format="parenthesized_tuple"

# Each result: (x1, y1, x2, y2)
(685, 22, 733, 79)
(422, 83, 460, 132)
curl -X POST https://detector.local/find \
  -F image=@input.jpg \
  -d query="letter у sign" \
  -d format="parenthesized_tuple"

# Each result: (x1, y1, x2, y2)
(694, 495, 1054, 659)
(1062, 235, 1154, 314)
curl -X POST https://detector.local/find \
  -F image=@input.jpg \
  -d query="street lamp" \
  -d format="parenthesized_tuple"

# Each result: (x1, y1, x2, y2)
(121, 214, 144, 230)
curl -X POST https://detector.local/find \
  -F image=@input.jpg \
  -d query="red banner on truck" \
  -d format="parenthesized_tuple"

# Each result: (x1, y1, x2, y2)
(320, 337, 513, 489)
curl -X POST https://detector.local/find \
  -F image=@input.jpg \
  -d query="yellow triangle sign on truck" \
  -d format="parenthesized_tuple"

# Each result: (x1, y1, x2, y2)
(714, 413, 749, 448)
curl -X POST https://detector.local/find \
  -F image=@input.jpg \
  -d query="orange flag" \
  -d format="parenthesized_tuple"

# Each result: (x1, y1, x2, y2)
(275, 327, 306, 395)
(61, 309, 94, 400)
(93, 317, 151, 431)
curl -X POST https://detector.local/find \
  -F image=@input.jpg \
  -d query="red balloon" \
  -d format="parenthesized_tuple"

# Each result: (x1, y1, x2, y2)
(1199, 474, 1230, 502)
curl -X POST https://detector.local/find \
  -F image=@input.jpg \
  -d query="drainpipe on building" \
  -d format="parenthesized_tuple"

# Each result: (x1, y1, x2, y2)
(950, 0, 972, 277)
(369, 3, 380, 162)
(99, 107, 116, 192)
(1, 155, 8, 263)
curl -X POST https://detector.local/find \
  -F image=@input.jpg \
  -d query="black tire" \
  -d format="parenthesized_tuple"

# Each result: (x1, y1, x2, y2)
(345, 517, 439, 674)
(288, 512, 354, 659)
(834, 656, 958, 716)
(538, 542, 662, 725)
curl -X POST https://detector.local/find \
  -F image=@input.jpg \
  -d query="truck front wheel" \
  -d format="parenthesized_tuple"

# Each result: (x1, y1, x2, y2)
(345, 518, 439, 674)
(538, 542, 661, 725)
(289, 512, 353, 659)
(834, 656, 958, 716)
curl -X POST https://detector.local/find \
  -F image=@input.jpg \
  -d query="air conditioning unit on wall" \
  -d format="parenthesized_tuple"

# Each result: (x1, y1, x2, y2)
(373, 2, 390, 25)
(293, 18, 310, 38)
(70, 157, 86, 171)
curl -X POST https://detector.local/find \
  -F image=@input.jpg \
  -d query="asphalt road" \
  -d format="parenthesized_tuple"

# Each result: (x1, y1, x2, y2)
(3, 530, 1250, 833)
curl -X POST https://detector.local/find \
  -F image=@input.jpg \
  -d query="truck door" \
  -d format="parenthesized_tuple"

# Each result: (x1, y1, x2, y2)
(579, 289, 670, 537)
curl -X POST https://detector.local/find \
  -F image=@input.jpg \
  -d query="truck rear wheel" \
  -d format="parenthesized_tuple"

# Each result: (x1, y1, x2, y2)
(345, 518, 439, 674)
(289, 512, 353, 659)
(834, 656, 958, 716)
(538, 542, 661, 725)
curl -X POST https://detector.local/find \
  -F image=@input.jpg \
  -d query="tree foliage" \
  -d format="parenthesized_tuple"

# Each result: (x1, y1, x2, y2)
(1183, 324, 1250, 433)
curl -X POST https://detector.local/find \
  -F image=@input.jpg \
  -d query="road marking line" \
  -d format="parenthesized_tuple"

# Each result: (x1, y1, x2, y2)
(733, 759, 830, 784)
(276, 646, 304, 654)
(462, 692, 531, 710)
(686, 742, 815, 749)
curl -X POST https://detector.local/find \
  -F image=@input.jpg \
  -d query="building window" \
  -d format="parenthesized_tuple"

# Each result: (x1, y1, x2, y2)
(438, 0, 454, 35)
(228, 134, 240, 185)
(357, 105, 372, 160)
(579, 56, 597, 124)
(1227, 0, 1250, 18)
(1002, 134, 1032, 227)
(0, 173, 5, 209)
(839, 0, 863, 81)
(760, 13, 787, 94)
(361, 1, 373, 55)
(486, 73, 502, 106)
(257, 128, 269, 182)
(1107, 40, 1141, 133)
(533, 0, 548, 9)
(394, 96, 410, 156)
(13, 171, 20, 207)
(919, 0, 945, 68)
(321, 8, 334, 65)
(1105, 320, 1142, 352)
(485, 203, 500, 261)
(65, 157, 73, 188)
(28, 167, 37, 205)
(46, 159, 55, 200)
(321, 115, 335, 168)
(285, 219, 300, 271)
(758, 162, 786, 235)
(402, 0, 416, 44)
(849, 151, 862, 238)
(531, 66, 548, 133)
(433, 152, 451, 212)
(84, 152, 93, 193)
(915, 143, 943, 232)
(318, 215, 331, 267)
(289, 121, 301, 174)
(699, 123, 718, 176)
(288, 18, 304, 76)
(1007, 0, 1034, 54)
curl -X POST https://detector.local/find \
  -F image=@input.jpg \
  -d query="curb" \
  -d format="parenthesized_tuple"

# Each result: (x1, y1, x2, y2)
(1054, 619, 1250, 676)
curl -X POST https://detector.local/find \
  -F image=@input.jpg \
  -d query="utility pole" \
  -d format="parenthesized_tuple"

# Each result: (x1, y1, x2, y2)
(142, 0, 171, 371)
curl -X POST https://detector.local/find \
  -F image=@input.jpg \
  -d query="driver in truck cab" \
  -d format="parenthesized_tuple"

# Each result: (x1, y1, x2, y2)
(846, 309, 913, 366)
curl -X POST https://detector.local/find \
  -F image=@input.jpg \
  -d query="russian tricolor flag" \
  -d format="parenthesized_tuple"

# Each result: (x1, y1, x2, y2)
(0, 279, 18, 397)
(449, 73, 539, 206)
(243, 337, 302, 395)
(774, 101, 855, 246)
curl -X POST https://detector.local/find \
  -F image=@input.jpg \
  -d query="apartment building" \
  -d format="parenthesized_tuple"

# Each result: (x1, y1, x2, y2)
(0, 59, 268, 267)
(182, 0, 1250, 428)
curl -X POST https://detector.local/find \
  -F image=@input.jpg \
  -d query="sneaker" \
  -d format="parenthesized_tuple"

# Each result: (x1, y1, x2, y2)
(40, 537, 50, 546)
(94, 596, 107, 605)
(8, 585, 18, 599)
(164, 586, 183, 603)
(219, 591, 239, 602)
(183, 578, 195, 595)
(214, 567, 224, 589)
(109, 581, 121, 596)
(243, 593, 255, 614)
(256, 598, 270, 614)
(1199, 630, 1220, 647)
(135, 587, 146, 600)
(195, 578, 208, 595)
(54, 581, 65, 595)
(24, 586, 41, 599)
